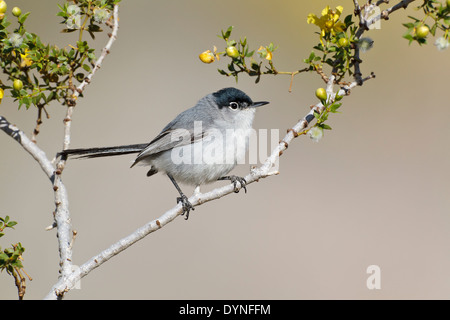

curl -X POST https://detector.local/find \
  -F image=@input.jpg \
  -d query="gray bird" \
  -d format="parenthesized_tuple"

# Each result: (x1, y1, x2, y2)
(59, 87, 269, 219)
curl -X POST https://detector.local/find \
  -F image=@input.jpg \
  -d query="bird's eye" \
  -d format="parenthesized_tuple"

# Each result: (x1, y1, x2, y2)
(229, 102, 239, 110)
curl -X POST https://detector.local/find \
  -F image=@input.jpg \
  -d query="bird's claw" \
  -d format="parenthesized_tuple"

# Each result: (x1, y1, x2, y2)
(177, 194, 194, 220)
(228, 176, 247, 193)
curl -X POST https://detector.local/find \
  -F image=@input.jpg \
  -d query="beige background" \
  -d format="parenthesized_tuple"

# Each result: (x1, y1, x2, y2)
(1, 0, 449, 299)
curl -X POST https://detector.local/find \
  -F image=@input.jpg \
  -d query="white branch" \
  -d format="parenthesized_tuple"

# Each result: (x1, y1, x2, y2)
(42, 4, 121, 299)
(60, 4, 120, 153)
(0, 116, 73, 288)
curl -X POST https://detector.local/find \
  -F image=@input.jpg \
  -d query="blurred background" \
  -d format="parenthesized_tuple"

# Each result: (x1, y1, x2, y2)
(1, 0, 449, 299)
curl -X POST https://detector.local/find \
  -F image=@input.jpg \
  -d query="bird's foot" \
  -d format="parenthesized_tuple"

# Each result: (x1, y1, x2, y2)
(219, 175, 247, 193)
(177, 194, 195, 220)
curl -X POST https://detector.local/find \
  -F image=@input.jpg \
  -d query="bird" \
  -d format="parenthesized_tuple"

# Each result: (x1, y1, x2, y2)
(59, 87, 269, 219)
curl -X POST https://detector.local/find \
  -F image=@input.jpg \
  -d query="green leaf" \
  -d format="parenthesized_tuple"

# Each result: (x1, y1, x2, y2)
(304, 51, 316, 63)
(6, 221, 17, 228)
(82, 64, 91, 72)
(403, 34, 414, 44)
(46, 91, 54, 103)
(407, 15, 420, 22)
(224, 26, 233, 39)
(18, 12, 31, 24)
(88, 24, 102, 32)
(0, 252, 9, 263)
(21, 97, 31, 109)
(344, 14, 354, 28)
(60, 28, 77, 33)
(330, 102, 342, 112)
(251, 61, 260, 71)
(430, 23, 437, 36)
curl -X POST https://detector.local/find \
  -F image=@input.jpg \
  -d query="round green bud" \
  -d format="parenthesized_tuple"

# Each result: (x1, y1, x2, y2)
(338, 38, 349, 48)
(13, 79, 23, 91)
(226, 46, 239, 59)
(415, 25, 429, 39)
(12, 6, 21, 17)
(0, 1, 6, 14)
(315, 88, 327, 102)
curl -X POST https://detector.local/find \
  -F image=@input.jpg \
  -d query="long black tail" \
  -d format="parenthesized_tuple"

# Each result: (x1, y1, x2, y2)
(57, 143, 148, 159)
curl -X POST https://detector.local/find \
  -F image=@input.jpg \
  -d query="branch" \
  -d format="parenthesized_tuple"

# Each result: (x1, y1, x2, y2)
(0, 117, 54, 177)
(0, 115, 73, 287)
(60, 4, 120, 154)
(353, 0, 417, 84)
(363, 0, 417, 31)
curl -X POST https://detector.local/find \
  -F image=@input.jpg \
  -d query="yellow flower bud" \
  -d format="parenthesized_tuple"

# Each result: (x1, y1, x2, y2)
(338, 38, 349, 47)
(226, 46, 239, 58)
(415, 25, 429, 39)
(199, 50, 215, 64)
(12, 6, 21, 17)
(315, 88, 327, 102)
(0, 1, 7, 14)
(13, 79, 23, 91)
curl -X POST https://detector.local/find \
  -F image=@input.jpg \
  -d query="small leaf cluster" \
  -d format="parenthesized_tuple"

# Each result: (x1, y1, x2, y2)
(313, 93, 343, 131)
(0, 215, 17, 238)
(0, 216, 24, 274)
(214, 26, 278, 83)
(57, 0, 119, 39)
(304, 14, 357, 83)
(403, 0, 450, 45)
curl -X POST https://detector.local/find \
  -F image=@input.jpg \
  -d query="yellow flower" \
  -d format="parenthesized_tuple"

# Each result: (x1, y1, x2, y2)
(20, 49, 32, 68)
(199, 50, 215, 64)
(0, 88, 4, 104)
(257, 45, 274, 61)
(307, 5, 345, 44)
(199, 46, 220, 64)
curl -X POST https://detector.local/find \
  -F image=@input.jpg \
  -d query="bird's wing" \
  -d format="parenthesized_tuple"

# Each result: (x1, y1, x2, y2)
(130, 128, 206, 167)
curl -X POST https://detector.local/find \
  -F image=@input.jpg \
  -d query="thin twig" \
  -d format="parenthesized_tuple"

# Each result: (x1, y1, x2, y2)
(352, 0, 417, 85)
(361, 0, 416, 31)
(31, 105, 43, 143)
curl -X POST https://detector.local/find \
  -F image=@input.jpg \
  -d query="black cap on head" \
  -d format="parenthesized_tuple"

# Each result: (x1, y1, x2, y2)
(212, 87, 269, 109)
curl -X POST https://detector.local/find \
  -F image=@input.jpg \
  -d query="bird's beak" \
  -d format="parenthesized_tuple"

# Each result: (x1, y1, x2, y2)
(252, 101, 270, 108)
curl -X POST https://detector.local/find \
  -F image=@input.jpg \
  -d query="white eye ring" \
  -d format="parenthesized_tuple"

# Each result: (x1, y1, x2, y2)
(229, 102, 239, 110)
